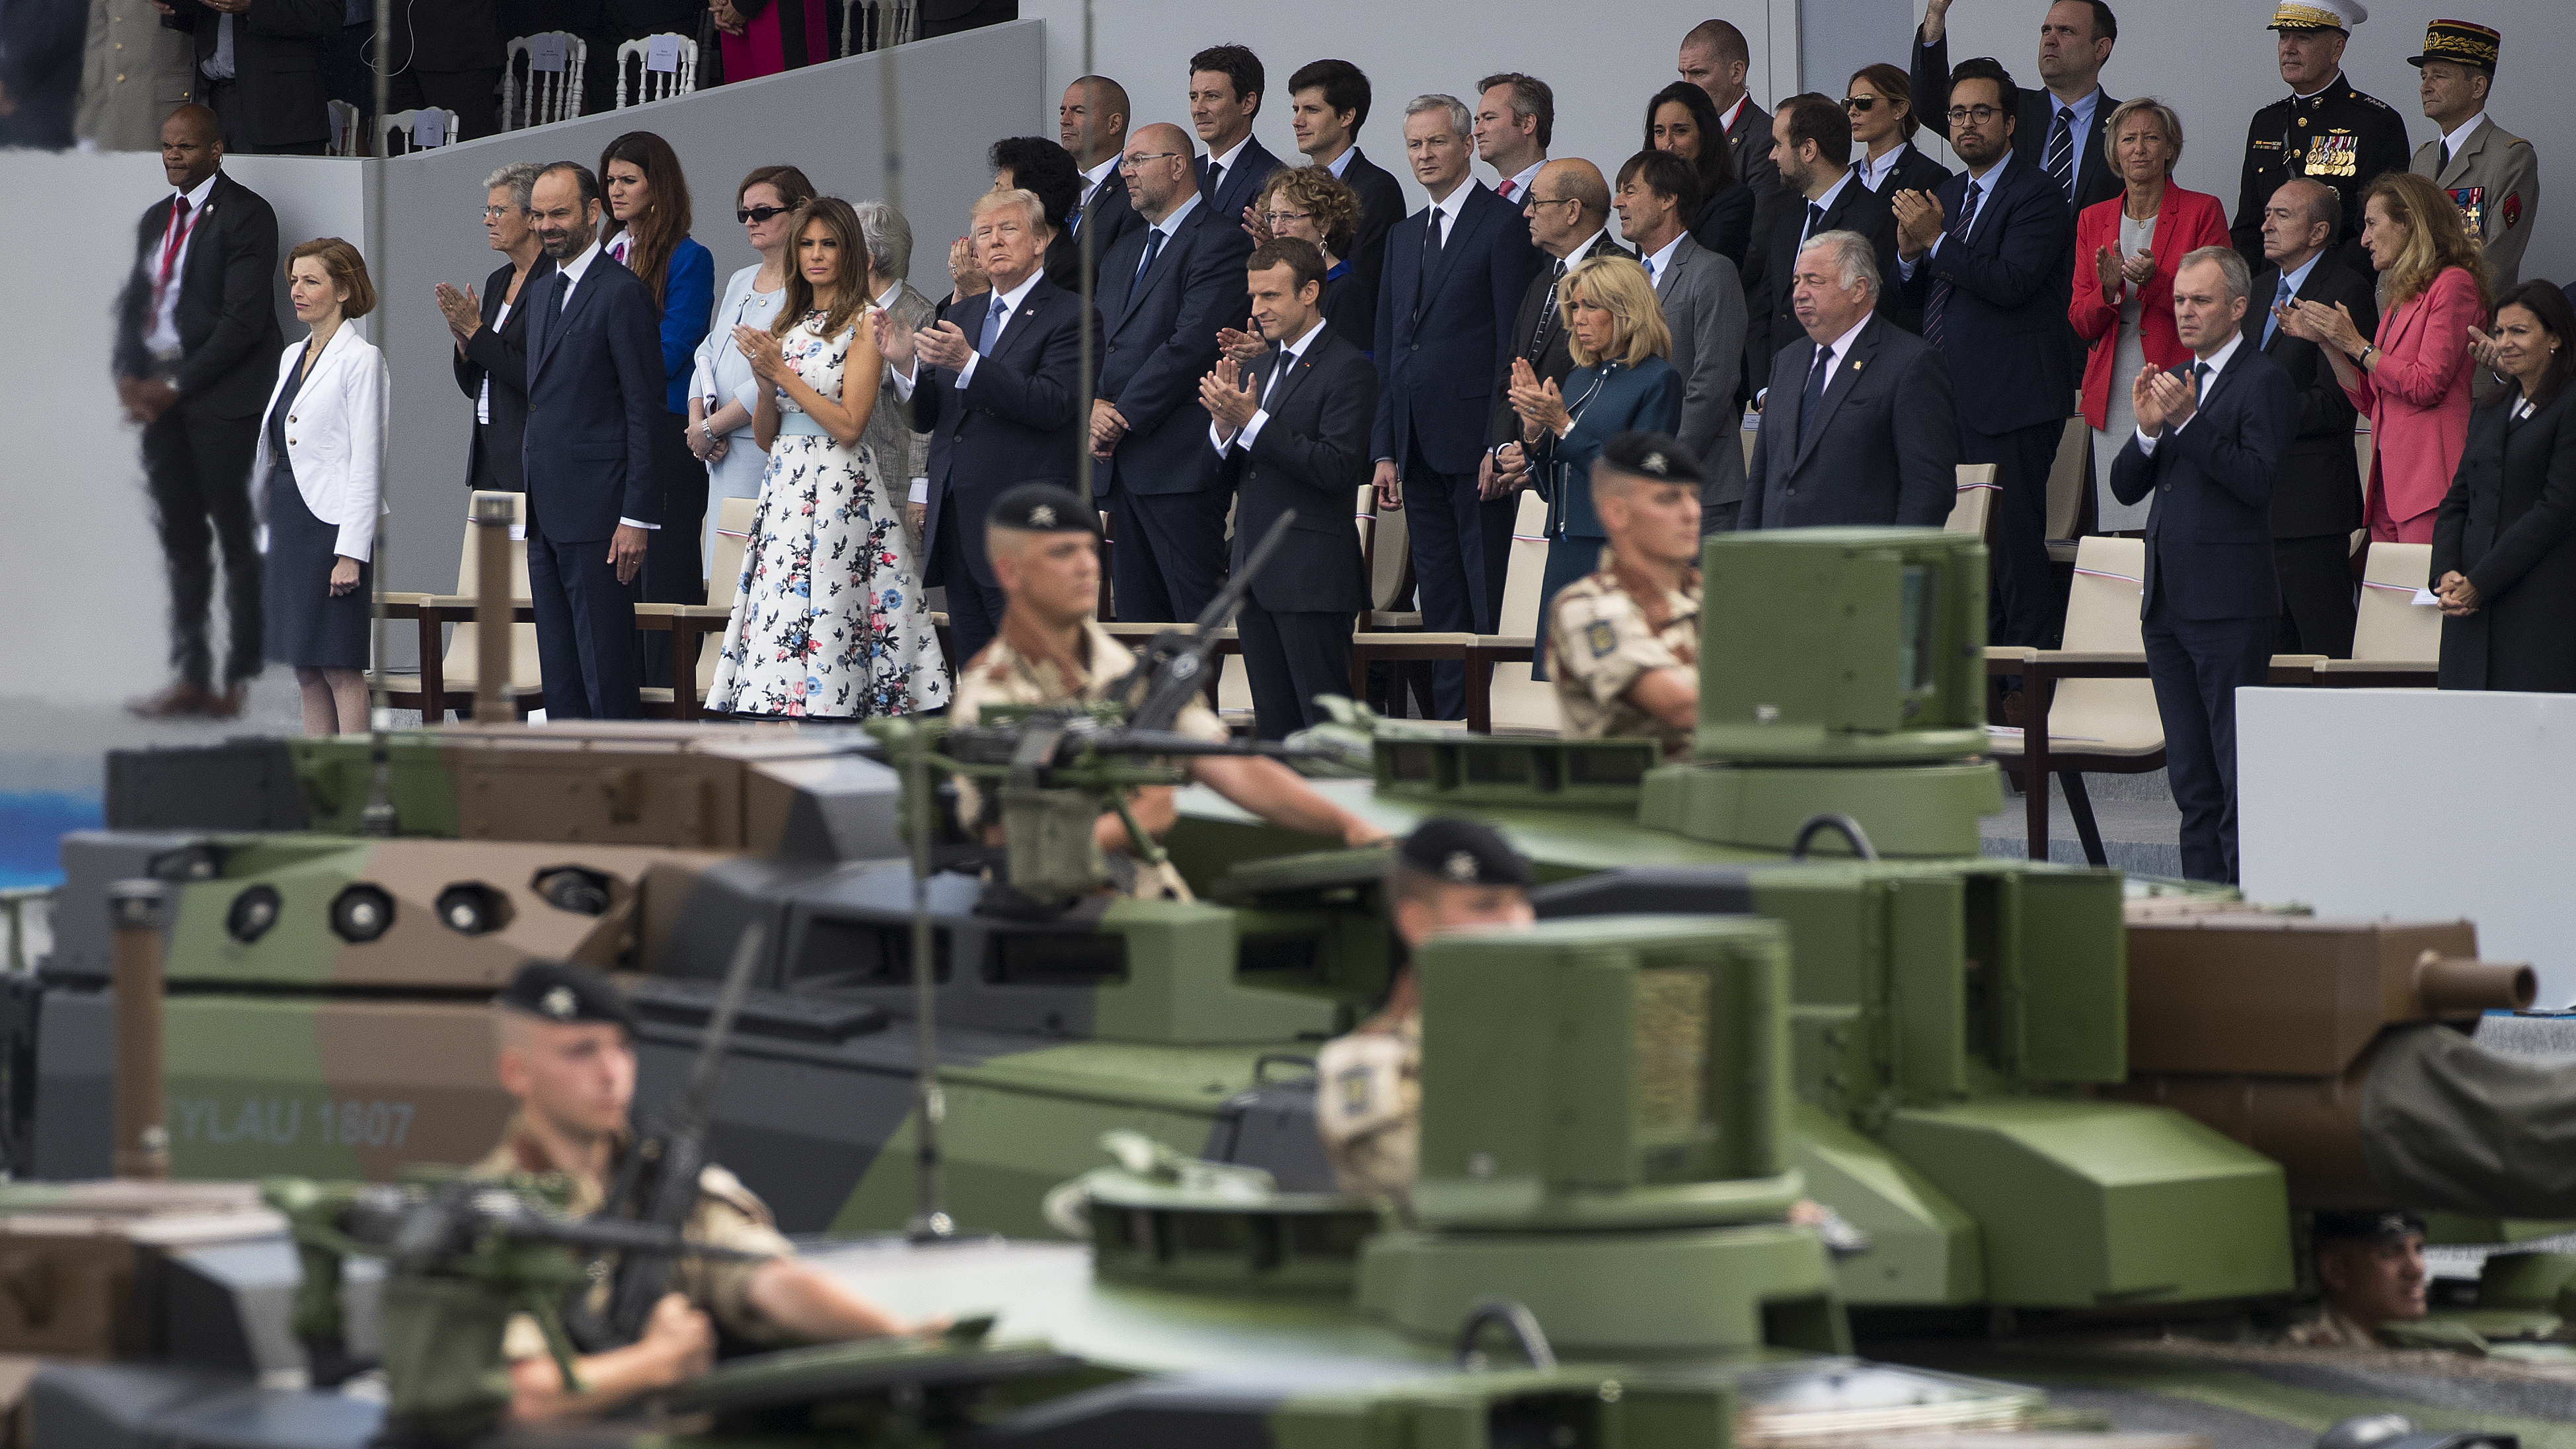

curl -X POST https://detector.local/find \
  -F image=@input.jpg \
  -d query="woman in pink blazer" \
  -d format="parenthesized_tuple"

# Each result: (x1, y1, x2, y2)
(2068, 98, 2230, 531)
(2278, 171, 2489, 543)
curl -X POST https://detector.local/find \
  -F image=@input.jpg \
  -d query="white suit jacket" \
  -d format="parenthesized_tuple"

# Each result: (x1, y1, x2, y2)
(250, 325, 389, 561)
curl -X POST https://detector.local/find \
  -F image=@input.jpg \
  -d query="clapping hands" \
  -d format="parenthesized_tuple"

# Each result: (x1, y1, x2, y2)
(1506, 356, 1568, 442)
(735, 323, 786, 383)
(1199, 356, 1258, 434)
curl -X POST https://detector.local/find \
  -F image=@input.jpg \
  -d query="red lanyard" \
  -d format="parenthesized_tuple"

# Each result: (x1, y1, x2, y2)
(154, 195, 202, 311)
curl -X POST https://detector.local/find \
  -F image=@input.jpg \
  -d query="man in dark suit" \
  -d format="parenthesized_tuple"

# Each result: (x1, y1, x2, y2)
(1372, 93, 1545, 721)
(519, 162, 663, 720)
(1289, 58, 1406, 297)
(2110, 247, 2296, 884)
(1062, 74, 1143, 294)
(1190, 43, 1284, 229)
(1911, 0, 2123, 219)
(1203, 239, 1375, 739)
(0, 0, 84, 149)
(114, 103, 279, 719)
(1893, 59, 2075, 648)
(1490, 159, 1630, 458)
(437, 161, 553, 495)
(1679, 19, 1784, 227)
(2253, 178, 2374, 658)
(879, 188, 1093, 668)
(384, 0, 506, 141)
(159, 0, 337, 155)
(1744, 93, 1899, 391)
(1614, 149, 1747, 527)
(1092, 122, 1255, 623)
(1742, 231, 1959, 530)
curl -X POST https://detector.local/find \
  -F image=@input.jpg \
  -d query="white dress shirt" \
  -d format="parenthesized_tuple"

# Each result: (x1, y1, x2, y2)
(478, 300, 513, 424)
(1498, 159, 1544, 203)
(1419, 178, 1481, 249)
(1204, 134, 1253, 197)
(2439, 112, 2487, 169)
(1799, 170, 1856, 248)
(1766, 313, 1872, 409)
(1854, 145, 1905, 193)
(2135, 331, 2244, 454)
(1211, 314, 1326, 455)
(144, 171, 221, 356)
(1077, 153, 1121, 209)
(1642, 231, 1686, 289)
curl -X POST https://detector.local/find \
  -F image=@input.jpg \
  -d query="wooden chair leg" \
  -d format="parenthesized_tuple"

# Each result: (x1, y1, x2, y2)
(418, 609, 446, 723)
(2059, 770, 2107, 867)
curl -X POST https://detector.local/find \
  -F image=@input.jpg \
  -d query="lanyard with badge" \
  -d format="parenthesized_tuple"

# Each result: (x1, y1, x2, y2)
(153, 194, 205, 323)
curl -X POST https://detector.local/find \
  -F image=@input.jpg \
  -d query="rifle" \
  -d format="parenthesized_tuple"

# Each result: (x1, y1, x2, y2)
(1111, 509, 1297, 731)
(576, 920, 767, 1349)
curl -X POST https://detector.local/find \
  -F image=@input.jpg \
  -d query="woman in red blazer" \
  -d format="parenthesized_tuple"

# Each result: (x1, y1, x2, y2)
(2068, 97, 2229, 531)
(2279, 171, 2489, 543)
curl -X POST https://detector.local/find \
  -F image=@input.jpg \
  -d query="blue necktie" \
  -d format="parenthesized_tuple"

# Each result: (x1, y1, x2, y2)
(1127, 228, 1164, 309)
(2262, 277, 2292, 348)
(1798, 344, 1834, 448)
(977, 295, 1005, 356)
(1924, 180, 1981, 352)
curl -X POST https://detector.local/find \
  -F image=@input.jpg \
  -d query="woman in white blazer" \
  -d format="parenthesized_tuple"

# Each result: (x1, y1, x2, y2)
(253, 238, 387, 736)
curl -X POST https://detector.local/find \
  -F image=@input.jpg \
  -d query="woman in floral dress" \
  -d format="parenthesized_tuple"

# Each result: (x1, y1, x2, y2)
(706, 198, 948, 719)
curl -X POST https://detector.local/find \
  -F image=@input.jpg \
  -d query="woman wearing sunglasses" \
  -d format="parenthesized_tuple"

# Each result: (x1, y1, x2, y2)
(691, 165, 819, 572)
(1844, 65, 1950, 334)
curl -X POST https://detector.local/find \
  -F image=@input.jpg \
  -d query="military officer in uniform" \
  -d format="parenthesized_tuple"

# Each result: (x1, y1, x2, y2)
(2406, 19, 2537, 293)
(1546, 432, 1704, 760)
(1314, 817, 1536, 1200)
(948, 483, 1383, 902)
(2277, 1209, 2429, 1348)
(476, 962, 927, 1422)
(2230, 0, 2412, 278)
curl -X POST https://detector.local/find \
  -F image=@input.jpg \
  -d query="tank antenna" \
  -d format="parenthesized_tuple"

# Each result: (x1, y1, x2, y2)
(359, 0, 398, 838)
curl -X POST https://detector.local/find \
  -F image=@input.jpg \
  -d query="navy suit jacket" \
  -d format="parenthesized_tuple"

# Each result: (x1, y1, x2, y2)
(1741, 315, 1959, 531)
(1372, 184, 1545, 475)
(1096, 200, 1254, 496)
(454, 256, 555, 494)
(1201, 137, 1287, 229)
(1223, 329, 1375, 614)
(911, 275, 1094, 588)
(1898, 155, 2075, 436)
(1336, 146, 1410, 313)
(1072, 169, 1145, 295)
(2109, 340, 2296, 621)
(521, 253, 665, 543)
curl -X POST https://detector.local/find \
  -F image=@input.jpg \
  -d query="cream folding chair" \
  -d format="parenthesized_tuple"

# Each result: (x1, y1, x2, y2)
(1985, 536, 2167, 864)
(638, 496, 758, 717)
(1946, 463, 1999, 545)
(2042, 415, 2088, 563)
(2314, 541, 2440, 687)
(615, 34, 698, 108)
(1482, 489, 1561, 736)
(504, 32, 586, 130)
(379, 492, 543, 721)
(377, 108, 459, 155)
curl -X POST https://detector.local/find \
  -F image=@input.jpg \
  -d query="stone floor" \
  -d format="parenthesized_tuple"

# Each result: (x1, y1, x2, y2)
(1981, 766, 2186, 880)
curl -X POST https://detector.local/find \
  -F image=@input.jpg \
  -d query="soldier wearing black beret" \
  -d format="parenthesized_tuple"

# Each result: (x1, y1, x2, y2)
(1314, 817, 1536, 1200)
(1542, 432, 1705, 759)
(2231, 0, 2414, 278)
(2278, 1208, 2429, 1348)
(476, 961, 928, 1419)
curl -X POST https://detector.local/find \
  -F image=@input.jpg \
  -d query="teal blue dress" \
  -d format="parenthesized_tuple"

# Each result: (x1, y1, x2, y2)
(1528, 356, 1684, 676)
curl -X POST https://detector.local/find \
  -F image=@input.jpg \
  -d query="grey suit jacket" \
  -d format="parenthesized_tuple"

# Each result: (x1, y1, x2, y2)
(1651, 233, 1749, 510)
(1740, 314, 1957, 531)
(869, 281, 937, 494)
(2411, 115, 2540, 291)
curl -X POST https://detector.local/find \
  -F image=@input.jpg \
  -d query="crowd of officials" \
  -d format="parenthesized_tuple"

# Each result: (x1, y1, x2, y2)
(108, 3, 2576, 884)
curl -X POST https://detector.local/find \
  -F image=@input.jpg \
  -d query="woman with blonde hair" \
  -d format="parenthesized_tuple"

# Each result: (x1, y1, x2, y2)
(689, 163, 818, 570)
(254, 237, 387, 736)
(1505, 255, 1683, 654)
(705, 198, 946, 719)
(2279, 170, 2489, 543)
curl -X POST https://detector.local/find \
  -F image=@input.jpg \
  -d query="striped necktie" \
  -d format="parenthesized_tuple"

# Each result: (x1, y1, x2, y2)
(1923, 180, 1981, 352)
(2045, 107, 2076, 204)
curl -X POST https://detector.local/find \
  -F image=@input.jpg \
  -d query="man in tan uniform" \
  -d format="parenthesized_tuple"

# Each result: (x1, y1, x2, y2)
(1546, 431, 1704, 759)
(2405, 19, 2537, 292)
(950, 483, 1383, 901)
(476, 960, 923, 1423)
(2277, 1209, 2429, 1347)
(1314, 817, 1536, 1199)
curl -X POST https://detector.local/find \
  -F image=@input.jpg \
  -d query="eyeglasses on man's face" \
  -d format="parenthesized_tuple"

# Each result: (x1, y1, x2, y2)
(1118, 150, 1186, 173)
(1946, 104, 2003, 125)
(1521, 196, 1581, 214)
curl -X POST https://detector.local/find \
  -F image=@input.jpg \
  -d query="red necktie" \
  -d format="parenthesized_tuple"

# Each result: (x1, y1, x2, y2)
(1497, 178, 1517, 202)
(159, 196, 192, 286)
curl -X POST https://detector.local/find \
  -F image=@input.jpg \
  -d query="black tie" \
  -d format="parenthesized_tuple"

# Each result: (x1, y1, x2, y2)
(2046, 106, 2076, 204)
(1127, 228, 1163, 309)
(1260, 347, 1289, 409)
(2438, 140, 2452, 175)
(1802, 202, 1825, 247)
(1203, 159, 1223, 206)
(548, 269, 571, 313)
(1799, 344, 1834, 448)
(2191, 360, 2211, 403)
(1416, 206, 1444, 317)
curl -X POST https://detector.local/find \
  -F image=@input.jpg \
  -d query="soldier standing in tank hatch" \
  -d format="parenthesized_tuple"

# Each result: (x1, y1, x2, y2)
(473, 962, 934, 1423)
(2277, 1209, 2431, 1348)
(946, 483, 1383, 903)
(2230, 0, 2412, 278)
(1314, 818, 1536, 1201)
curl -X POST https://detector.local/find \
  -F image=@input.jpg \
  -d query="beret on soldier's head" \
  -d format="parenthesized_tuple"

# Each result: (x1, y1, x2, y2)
(1597, 431, 1704, 487)
(2311, 1208, 2427, 1243)
(988, 483, 1100, 537)
(498, 960, 638, 1034)
(1398, 817, 1536, 889)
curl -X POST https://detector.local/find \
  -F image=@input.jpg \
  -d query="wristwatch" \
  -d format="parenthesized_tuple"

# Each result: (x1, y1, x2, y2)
(2355, 344, 2380, 367)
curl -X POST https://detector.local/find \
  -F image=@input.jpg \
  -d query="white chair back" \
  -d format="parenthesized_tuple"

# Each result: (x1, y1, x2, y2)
(377, 108, 459, 156)
(616, 35, 699, 108)
(505, 32, 586, 130)
(2045, 416, 2088, 541)
(2039, 536, 2161, 754)
(2353, 541, 2441, 662)
(1370, 494, 1412, 615)
(697, 495, 762, 697)
(1486, 490, 1562, 734)
(840, 0, 918, 56)
(1946, 463, 1998, 542)
(444, 492, 544, 697)
(324, 100, 360, 157)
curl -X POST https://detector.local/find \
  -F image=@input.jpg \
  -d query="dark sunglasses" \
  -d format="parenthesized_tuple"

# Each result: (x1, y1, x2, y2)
(737, 204, 796, 224)
(1843, 96, 1882, 112)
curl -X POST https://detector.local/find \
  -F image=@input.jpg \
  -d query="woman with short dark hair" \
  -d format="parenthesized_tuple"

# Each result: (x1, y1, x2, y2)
(2431, 281, 2576, 692)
